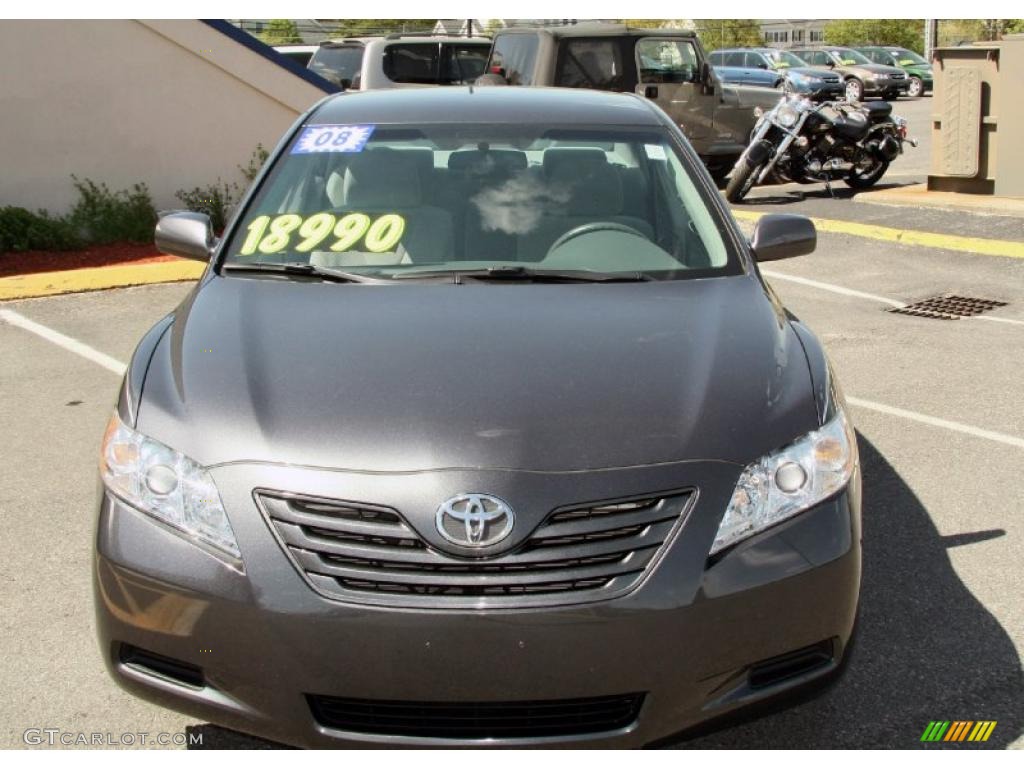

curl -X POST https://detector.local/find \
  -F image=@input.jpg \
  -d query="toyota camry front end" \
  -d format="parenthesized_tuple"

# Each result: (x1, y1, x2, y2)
(94, 87, 861, 748)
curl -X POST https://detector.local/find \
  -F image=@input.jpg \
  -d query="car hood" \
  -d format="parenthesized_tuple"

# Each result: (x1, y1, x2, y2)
(847, 63, 905, 77)
(788, 67, 837, 79)
(135, 274, 818, 472)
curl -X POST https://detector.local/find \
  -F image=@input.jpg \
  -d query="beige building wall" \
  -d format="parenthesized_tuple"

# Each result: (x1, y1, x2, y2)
(0, 20, 330, 214)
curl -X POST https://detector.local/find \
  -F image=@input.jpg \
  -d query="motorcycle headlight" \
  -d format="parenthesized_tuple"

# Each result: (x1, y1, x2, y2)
(100, 413, 240, 559)
(777, 104, 800, 128)
(711, 409, 857, 555)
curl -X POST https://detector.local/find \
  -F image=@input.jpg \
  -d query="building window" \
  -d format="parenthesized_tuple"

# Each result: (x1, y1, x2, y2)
(764, 30, 790, 44)
(793, 30, 803, 43)
(810, 30, 824, 43)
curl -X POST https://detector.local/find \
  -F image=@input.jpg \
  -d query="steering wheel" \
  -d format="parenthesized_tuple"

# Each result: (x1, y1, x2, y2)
(547, 222, 651, 254)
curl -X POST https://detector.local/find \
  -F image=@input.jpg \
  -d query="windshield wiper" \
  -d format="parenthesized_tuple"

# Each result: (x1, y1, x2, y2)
(394, 266, 653, 283)
(220, 262, 384, 283)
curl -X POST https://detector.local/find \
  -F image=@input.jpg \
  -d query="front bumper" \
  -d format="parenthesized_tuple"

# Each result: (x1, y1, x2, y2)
(94, 460, 862, 748)
(866, 79, 910, 95)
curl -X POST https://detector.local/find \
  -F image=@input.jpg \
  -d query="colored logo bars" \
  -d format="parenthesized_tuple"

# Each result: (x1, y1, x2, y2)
(921, 721, 997, 742)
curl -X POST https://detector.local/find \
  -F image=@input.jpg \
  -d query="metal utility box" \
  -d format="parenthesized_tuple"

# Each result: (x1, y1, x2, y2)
(929, 34, 1024, 197)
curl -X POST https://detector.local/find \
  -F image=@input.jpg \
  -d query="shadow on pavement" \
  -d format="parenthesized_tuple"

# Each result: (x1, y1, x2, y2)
(737, 180, 919, 207)
(189, 434, 1023, 749)
(682, 433, 1023, 748)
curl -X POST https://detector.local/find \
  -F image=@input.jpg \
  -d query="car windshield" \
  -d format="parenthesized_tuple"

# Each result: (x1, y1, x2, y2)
(769, 50, 807, 68)
(890, 48, 927, 65)
(831, 49, 872, 66)
(309, 45, 364, 87)
(222, 123, 736, 281)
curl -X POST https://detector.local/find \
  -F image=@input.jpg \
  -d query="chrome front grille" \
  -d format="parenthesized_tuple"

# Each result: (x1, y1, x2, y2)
(889, 73, 905, 80)
(822, 75, 840, 83)
(258, 490, 693, 609)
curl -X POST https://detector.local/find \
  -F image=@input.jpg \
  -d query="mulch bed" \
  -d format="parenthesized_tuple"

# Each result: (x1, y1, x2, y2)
(0, 242, 176, 278)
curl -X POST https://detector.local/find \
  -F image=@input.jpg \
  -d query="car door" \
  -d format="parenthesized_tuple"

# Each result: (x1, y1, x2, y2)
(633, 37, 712, 147)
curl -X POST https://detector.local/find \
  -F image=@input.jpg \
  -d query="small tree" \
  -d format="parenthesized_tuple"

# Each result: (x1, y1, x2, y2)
(694, 20, 762, 51)
(330, 19, 439, 37)
(824, 19, 924, 51)
(260, 19, 302, 45)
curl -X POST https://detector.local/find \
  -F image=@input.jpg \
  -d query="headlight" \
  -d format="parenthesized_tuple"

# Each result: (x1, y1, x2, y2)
(100, 413, 240, 559)
(788, 73, 813, 86)
(776, 104, 800, 128)
(711, 409, 857, 555)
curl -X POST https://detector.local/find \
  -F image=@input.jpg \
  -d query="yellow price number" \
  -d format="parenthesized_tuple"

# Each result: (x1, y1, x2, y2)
(239, 213, 405, 255)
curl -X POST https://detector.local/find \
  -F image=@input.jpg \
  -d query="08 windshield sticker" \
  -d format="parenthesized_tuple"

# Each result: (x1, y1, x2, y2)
(238, 212, 405, 255)
(291, 124, 375, 154)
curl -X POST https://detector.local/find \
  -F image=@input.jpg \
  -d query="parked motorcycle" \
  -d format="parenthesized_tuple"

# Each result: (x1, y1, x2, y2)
(725, 92, 916, 203)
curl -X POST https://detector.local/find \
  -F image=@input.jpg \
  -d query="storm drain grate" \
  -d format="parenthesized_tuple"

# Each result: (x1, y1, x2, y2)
(889, 295, 1008, 320)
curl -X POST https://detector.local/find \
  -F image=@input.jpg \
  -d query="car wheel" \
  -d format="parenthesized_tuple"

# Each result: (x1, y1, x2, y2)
(907, 76, 923, 98)
(845, 79, 864, 102)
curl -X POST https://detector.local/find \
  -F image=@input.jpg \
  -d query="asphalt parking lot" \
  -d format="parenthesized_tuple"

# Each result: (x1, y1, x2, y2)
(1, 94, 1022, 750)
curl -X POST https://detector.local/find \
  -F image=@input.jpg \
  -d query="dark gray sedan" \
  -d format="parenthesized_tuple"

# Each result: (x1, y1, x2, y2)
(95, 86, 861, 748)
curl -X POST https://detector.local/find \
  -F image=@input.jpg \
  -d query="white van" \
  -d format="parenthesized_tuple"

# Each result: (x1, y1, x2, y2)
(308, 35, 491, 90)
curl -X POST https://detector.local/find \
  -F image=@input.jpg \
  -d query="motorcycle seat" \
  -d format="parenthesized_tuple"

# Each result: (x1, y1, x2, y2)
(861, 101, 893, 119)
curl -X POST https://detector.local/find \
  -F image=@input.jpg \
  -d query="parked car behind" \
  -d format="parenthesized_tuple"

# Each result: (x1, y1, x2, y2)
(485, 23, 781, 183)
(309, 34, 491, 90)
(856, 46, 933, 97)
(710, 48, 843, 100)
(790, 46, 909, 101)
(99, 85, 860, 749)
(707, 50, 783, 89)
(273, 44, 318, 68)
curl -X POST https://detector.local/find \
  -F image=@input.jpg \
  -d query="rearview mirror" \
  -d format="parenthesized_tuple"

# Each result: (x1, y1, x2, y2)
(155, 211, 216, 262)
(749, 214, 816, 261)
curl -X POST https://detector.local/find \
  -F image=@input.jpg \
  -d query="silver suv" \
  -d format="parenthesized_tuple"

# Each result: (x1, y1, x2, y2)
(308, 34, 491, 90)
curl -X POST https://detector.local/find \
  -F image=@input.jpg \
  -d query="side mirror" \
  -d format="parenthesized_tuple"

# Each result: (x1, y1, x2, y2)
(755, 62, 768, 70)
(155, 211, 215, 262)
(699, 61, 715, 94)
(749, 214, 816, 262)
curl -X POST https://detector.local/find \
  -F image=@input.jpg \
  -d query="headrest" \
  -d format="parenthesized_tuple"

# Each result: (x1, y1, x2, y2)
(448, 149, 528, 176)
(543, 148, 609, 179)
(546, 153, 624, 217)
(341, 150, 422, 208)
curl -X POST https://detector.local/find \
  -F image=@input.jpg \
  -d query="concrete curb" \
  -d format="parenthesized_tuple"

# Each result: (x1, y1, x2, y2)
(0, 260, 205, 301)
(730, 210, 1024, 260)
(854, 183, 1024, 217)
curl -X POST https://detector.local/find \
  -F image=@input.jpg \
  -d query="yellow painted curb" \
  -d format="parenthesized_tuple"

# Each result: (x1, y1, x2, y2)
(0, 260, 205, 301)
(730, 209, 1024, 260)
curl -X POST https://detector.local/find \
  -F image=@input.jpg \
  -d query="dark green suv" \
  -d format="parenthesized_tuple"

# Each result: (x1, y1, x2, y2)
(857, 46, 933, 97)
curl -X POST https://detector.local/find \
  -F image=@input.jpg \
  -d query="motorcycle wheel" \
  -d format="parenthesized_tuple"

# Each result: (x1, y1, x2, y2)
(844, 159, 889, 189)
(725, 159, 764, 203)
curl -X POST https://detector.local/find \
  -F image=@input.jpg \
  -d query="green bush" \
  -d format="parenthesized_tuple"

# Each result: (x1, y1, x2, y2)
(0, 206, 81, 252)
(67, 176, 157, 244)
(175, 145, 270, 232)
(175, 181, 236, 233)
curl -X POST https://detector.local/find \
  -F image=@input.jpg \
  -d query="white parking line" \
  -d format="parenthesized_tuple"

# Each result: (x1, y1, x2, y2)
(760, 270, 904, 308)
(0, 308, 127, 375)
(3, 307, 1023, 451)
(760, 269, 1024, 327)
(847, 397, 1024, 450)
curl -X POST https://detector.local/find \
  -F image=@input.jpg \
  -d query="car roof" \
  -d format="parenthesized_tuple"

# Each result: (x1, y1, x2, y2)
(497, 23, 696, 40)
(311, 86, 663, 127)
(321, 35, 490, 45)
